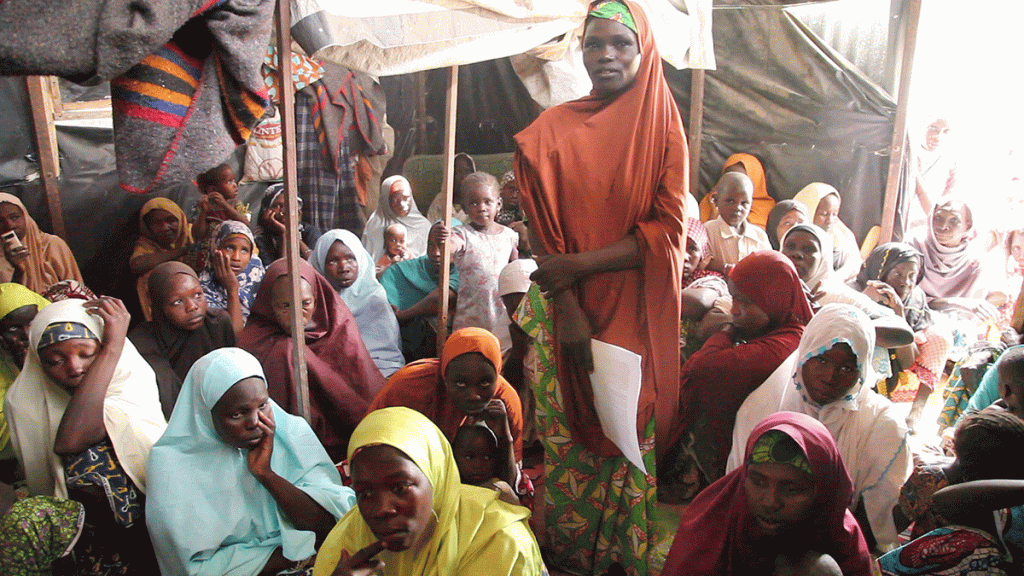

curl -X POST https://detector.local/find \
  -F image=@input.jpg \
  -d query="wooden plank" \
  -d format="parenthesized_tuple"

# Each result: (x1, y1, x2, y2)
(688, 69, 705, 201)
(276, 0, 311, 423)
(880, 0, 922, 243)
(436, 65, 459, 353)
(25, 76, 66, 238)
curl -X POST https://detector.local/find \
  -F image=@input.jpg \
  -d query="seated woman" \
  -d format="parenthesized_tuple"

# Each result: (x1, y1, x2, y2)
(129, 261, 235, 419)
(663, 411, 874, 576)
(669, 251, 813, 496)
(147, 348, 356, 576)
(239, 259, 384, 461)
(368, 327, 524, 468)
(699, 153, 776, 229)
(0, 283, 48, 478)
(312, 407, 545, 576)
(878, 409, 1024, 575)
(730, 304, 913, 552)
(311, 229, 404, 376)
(0, 193, 84, 294)
(680, 217, 730, 360)
(130, 197, 194, 320)
(5, 297, 167, 572)
(781, 223, 893, 318)
(854, 243, 952, 427)
(363, 175, 433, 261)
(909, 198, 1002, 326)
(379, 221, 459, 361)
(252, 183, 321, 263)
(199, 220, 266, 333)
(793, 183, 862, 282)
(765, 199, 809, 250)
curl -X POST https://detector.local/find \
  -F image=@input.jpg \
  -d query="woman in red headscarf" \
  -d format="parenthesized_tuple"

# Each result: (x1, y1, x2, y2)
(663, 411, 874, 576)
(669, 251, 812, 497)
(513, 1, 687, 573)
(238, 259, 384, 461)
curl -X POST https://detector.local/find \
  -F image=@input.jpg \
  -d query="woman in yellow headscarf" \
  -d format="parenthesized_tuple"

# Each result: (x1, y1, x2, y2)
(313, 407, 545, 576)
(0, 283, 49, 462)
(700, 153, 775, 228)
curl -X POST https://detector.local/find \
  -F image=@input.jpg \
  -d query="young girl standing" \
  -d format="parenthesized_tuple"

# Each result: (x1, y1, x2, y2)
(439, 172, 519, 352)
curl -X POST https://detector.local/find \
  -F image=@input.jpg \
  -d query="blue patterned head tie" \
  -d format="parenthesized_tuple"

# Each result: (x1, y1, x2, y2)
(37, 321, 99, 350)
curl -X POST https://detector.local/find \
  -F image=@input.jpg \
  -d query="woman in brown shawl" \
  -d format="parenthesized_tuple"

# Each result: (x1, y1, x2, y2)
(0, 193, 84, 294)
(239, 259, 384, 461)
(128, 261, 234, 419)
(512, 2, 687, 573)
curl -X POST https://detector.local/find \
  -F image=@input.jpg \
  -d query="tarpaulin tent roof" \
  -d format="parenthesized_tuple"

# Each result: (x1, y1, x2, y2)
(290, 0, 714, 76)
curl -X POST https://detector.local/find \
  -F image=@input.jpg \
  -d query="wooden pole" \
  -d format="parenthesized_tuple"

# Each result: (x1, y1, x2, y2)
(25, 76, 66, 238)
(436, 65, 459, 353)
(687, 69, 705, 201)
(276, 0, 310, 423)
(880, 0, 922, 244)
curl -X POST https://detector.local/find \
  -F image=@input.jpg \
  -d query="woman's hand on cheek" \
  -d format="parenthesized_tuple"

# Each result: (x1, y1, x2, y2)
(532, 253, 585, 296)
(246, 411, 276, 481)
(331, 542, 385, 576)
(481, 399, 512, 439)
(212, 251, 240, 293)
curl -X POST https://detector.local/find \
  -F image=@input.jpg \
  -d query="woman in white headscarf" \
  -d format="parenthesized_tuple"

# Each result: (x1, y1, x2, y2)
(780, 223, 893, 319)
(311, 229, 404, 376)
(362, 175, 433, 261)
(727, 304, 913, 552)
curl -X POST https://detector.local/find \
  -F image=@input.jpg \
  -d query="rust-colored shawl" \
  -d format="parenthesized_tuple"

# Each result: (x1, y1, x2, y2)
(513, 0, 687, 458)
(699, 153, 775, 228)
(0, 194, 83, 294)
(239, 259, 384, 456)
(367, 327, 525, 461)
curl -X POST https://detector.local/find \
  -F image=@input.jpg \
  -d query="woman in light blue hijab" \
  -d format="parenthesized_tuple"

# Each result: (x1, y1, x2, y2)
(311, 229, 405, 376)
(145, 347, 355, 576)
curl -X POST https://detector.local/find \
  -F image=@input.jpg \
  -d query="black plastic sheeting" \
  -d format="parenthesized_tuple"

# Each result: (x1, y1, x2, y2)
(666, 7, 895, 239)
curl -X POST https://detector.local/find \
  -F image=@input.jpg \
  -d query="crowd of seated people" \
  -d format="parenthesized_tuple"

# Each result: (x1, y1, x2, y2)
(1, 2, 1023, 576)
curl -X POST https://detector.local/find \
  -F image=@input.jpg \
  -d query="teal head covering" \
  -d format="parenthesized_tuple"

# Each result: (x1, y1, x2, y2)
(145, 348, 355, 576)
(588, 0, 636, 33)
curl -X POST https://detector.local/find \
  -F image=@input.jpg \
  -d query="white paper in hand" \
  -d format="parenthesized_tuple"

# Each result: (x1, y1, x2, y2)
(588, 339, 646, 474)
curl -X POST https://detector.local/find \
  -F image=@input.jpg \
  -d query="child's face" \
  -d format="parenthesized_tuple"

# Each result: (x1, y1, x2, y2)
(454, 432, 496, 485)
(463, 184, 501, 229)
(385, 229, 407, 256)
(217, 235, 253, 275)
(500, 180, 519, 205)
(389, 183, 413, 217)
(1010, 231, 1024, 270)
(208, 168, 239, 200)
(999, 363, 1024, 421)
(814, 193, 840, 232)
(716, 186, 752, 227)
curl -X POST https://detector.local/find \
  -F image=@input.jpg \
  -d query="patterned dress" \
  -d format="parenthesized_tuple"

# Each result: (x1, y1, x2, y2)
(451, 224, 518, 352)
(516, 285, 659, 575)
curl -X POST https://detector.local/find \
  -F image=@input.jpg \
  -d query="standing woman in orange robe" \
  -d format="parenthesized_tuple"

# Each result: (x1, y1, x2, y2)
(513, 1, 687, 574)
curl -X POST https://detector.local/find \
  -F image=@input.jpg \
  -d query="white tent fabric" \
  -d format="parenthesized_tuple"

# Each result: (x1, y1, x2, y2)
(291, 0, 714, 88)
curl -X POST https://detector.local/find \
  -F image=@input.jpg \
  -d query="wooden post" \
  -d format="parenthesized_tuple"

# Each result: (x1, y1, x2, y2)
(436, 65, 459, 352)
(25, 76, 67, 238)
(688, 69, 705, 200)
(880, 0, 922, 243)
(276, 0, 310, 422)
